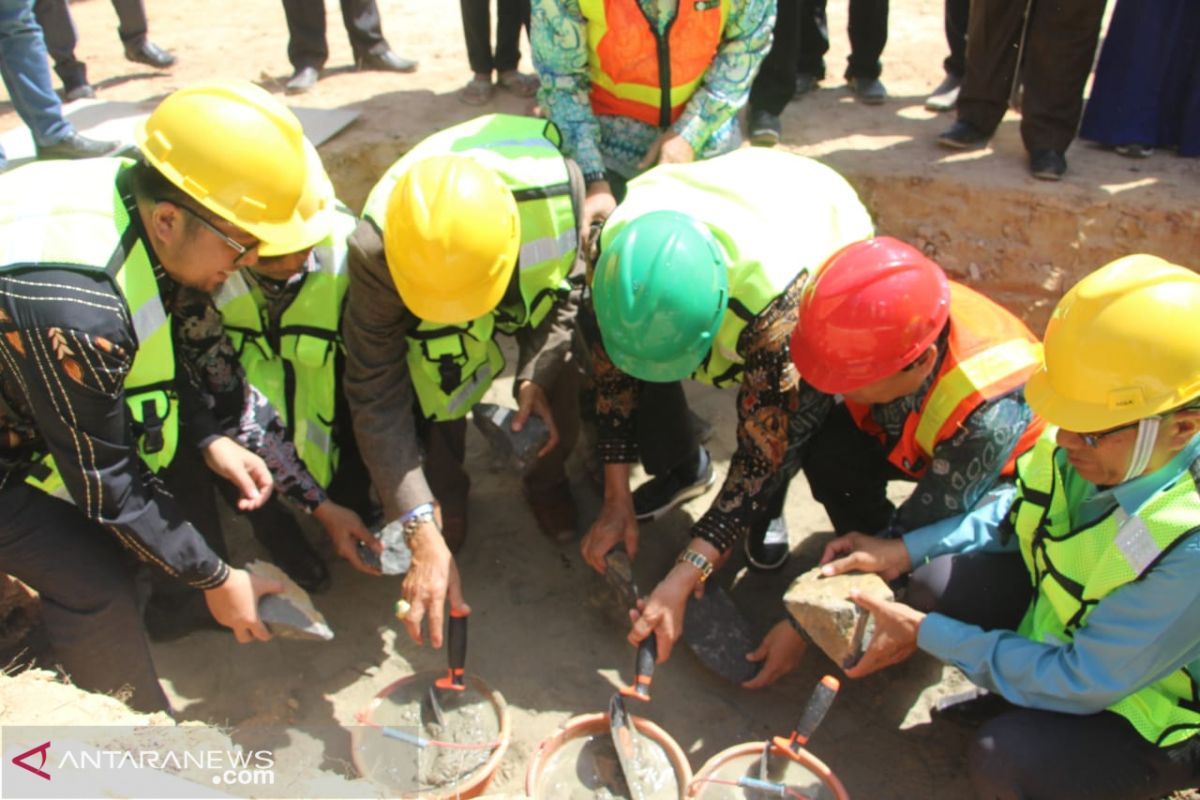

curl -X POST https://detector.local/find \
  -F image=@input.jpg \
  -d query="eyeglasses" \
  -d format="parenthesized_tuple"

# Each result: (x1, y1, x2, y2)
(1078, 420, 1143, 448)
(160, 200, 258, 263)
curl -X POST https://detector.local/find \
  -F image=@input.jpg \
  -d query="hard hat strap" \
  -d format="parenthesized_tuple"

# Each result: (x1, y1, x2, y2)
(1121, 417, 1161, 483)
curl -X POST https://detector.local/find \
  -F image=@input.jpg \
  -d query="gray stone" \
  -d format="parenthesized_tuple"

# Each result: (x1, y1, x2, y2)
(783, 567, 894, 670)
(471, 402, 549, 472)
(247, 560, 335, 641)
(356, 518, 412, 575)
(682, 586, 760, 684)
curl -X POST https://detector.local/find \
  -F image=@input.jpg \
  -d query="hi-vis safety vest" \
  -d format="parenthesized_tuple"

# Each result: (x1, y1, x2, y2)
(846, 283, 1046, 479)
(0, 159, 178, 503)
(1008, 430, 1200, 747)
(602, 147, 875, 386)
(213, 207, 357, 488)
(581, 0, 731, 129)
(362, 114, 578, 421)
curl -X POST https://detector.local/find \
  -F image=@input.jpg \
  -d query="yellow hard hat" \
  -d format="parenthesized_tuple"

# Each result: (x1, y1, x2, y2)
(383, 154, 519, 324)
(136, 80, 312, 253)
(257, 139, 335, 257)
(1025, 254, 1200, 432)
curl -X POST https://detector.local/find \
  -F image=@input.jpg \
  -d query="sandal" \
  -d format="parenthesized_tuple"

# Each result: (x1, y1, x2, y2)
(497, 69, 539, 98)
(459, 75, 494, 106)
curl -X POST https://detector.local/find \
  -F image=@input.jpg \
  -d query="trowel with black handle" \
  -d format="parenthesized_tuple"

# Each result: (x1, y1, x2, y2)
(751, 674, 840, 794)
(425, 607, 469, 727)
(609, 633, 657, 800)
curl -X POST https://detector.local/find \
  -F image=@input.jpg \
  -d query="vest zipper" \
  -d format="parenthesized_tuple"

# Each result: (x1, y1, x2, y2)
(657, 8, 679, 130)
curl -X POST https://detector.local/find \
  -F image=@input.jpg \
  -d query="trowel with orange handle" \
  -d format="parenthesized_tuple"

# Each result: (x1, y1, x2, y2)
(426, 607, 469, 727)
(608, 632, 658, 800)
(755, 675, 841, 791)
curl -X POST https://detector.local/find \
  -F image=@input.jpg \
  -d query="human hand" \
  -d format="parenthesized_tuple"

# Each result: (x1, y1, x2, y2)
(314, 500, 380, 576)
(203, 567, 283, 643)
(581, 181, 617, 235)
(843, 590, 925, 678)
(819, 531, 912, 582)
(202, 436, 273, 511)
(514, 380, 559, 458)
(742, 619, 809, 689)
(627, 564, 699, 662)
(581, 494, 639, 573)
(636, 131, 695, 171)
(397, 518, 463, 647)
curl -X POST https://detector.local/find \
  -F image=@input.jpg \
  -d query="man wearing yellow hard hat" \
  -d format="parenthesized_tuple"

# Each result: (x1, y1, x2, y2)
(172, 143, 383, 597)
(344, 114, 585, 649)
(0, 80, 326, 712)
(819, 255, 1200, 797)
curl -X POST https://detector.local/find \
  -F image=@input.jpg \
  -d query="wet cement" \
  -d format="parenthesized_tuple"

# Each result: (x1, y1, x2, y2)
(692, 748, 836, 800)
(537, 732, 679, 800)
(355, 680, 501, 793)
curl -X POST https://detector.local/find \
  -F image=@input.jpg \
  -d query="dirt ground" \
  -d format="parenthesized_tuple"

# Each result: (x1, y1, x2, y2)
(3, 0, 1200, 798)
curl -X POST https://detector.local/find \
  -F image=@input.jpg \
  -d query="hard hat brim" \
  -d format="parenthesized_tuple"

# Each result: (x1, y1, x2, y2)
(1024, 366, 1142, 433)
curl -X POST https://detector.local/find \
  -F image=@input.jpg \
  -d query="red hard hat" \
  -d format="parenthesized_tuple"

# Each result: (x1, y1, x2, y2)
(791, 237, 950, 394)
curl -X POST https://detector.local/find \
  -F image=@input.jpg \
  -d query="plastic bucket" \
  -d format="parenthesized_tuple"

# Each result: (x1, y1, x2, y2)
(525, 711, 693, 799)
(351, 670, 510, 799)
(687, 741, 849, 799)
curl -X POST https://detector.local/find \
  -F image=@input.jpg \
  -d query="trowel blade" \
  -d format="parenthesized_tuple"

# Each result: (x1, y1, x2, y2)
(257, 594, 334, 641)
(608, 693, 646, 800)
(426, 685, 447, 727)
(682, 586, 759, 683)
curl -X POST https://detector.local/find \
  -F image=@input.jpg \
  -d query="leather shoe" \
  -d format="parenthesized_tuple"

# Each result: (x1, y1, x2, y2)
(356, 49, 418, 73)
(286, 66, 320, 95)
(36, 132, 122, 160)
(63, 82, 95, 102)
(847, 76, 887, 104)
(124, 39, 176, 69)
(1029, 149, 1067, 181)
(523, 479, 577, 544)
(938, 119, 991, 150)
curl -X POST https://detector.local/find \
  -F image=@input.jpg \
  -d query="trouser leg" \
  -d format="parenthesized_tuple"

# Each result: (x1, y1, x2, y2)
(524, 362, 582, 491)
(281, 0, 329, 70)
(459, 0, 493, 74)
(31, 0, 85, 86)
(494, 0, 530, 73)
(636, 380, 700, 477)
(942, 0, 968, 77)
(340, 0, 388, 60)
(955, 0, 1024, 135)
(906, 550, 1031, 629)
(800, 402, 897, 535)
(845, 0, 888, 80)
(0, 483, 169, 712)
(110, 0, 147, 45)
(796, 0, 828, 78)
(419, 416, 471, 513)
(749, 0, 799, 115)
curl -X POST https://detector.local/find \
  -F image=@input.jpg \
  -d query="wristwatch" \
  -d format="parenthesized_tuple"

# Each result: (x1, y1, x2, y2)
(399, 502, 436, 548)
(676, 548, 714, 583)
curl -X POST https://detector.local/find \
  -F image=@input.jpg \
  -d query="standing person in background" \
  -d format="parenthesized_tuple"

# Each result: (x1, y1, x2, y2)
(789, 0, 890, 105)
(280, 0, 418, 95)
(0, 0, 119, 166)
(746, 0, 797, 146)
(925, 0, 967, 111)
(458, 0, 539, 105)
(33, 0, 174, 102)
(1079, 0, 1199, 159)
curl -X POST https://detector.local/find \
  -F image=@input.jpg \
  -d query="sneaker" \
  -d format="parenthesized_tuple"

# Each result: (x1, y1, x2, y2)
(1114, 143, 1154, 159)
(925, 73, 962, 112)
(747, 108, 781, 147)
(633, 447, 715, 521)
(937, 119, 991, 150)
(1028, 149, 1067, 181)
(744, 515, 790, 572)
(847, 76, 887, 105)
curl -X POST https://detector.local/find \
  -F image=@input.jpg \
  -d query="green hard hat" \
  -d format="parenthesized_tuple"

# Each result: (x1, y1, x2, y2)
(592, 209, 728, 382)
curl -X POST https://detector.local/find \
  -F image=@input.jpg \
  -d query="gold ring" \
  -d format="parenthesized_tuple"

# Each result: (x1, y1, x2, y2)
(394, 599, 411, 621)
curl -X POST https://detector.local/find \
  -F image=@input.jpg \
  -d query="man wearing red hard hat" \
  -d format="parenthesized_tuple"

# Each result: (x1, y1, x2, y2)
(746, 236, 1046, 686)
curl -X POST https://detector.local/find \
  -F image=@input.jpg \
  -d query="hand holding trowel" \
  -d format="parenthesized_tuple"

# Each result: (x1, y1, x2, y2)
(609, 632, 658, 800)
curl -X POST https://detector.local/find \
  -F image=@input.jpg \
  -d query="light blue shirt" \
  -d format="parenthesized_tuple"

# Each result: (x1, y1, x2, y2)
(907, 434, 1200, 714)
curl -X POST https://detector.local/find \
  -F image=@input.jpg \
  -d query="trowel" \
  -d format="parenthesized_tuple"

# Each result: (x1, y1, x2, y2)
(608, 633, 657, 800)
(426, 607, 469, 727)
(752, 674, 841, 793)
(682, 585, 760, 684)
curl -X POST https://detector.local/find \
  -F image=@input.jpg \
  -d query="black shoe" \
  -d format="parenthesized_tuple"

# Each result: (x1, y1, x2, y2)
(847, 76, 887, 105)
(937, 119, 991, 150)
(633, 447, 715, 521)
(1029, 149, 1067, 181)
(747, 108, 781, 147)
(63, 82, 95, 102)
(356, 49, 418, 73)
(285, 66, 320, 95)
(744, 515, 790, 572)
(124, 40, 176, 69)
(925, 73, 962, 112)
(35, 132, 123, 160)
(794, 72, 819, 98)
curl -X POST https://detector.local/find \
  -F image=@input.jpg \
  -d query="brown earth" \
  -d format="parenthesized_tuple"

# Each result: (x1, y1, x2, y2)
(3, 1, 1200, 798)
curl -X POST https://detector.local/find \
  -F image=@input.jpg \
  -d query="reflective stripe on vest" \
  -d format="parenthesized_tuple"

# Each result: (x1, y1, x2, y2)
(846, 283, 1046, 478)
(579, 0, 730, 128)
(1009, 430, 1200, 747)
(0, 159, 178, 505)
(362, 115, 577, 420)
(214, 207, 356, 488)
(602, 148, 875, 386)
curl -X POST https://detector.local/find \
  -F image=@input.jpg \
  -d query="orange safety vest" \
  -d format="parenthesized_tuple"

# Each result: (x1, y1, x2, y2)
(846, 283, 1047, 479)
(580, 0, 731, 129)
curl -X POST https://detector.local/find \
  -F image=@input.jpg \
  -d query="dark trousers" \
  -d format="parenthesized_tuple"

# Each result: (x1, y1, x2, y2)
(460, 0, 529, 75)
(943, 0, 968, 78)
(281, 0, 388, 70)
(749, 0, 799, 115)
(795, 0, 888, 81)
(801, 403, 903, 535)
(909, 551, 1200, 798)
(33, 0, 149, 87)
(956, 0, 1106, 153)
(0, 482, 169, 713)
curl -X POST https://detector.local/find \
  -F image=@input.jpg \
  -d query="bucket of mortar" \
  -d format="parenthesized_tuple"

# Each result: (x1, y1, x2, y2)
(351, 669, 510, 799)
(687, 742, 849, 800)
(525, 711, 693, 799)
